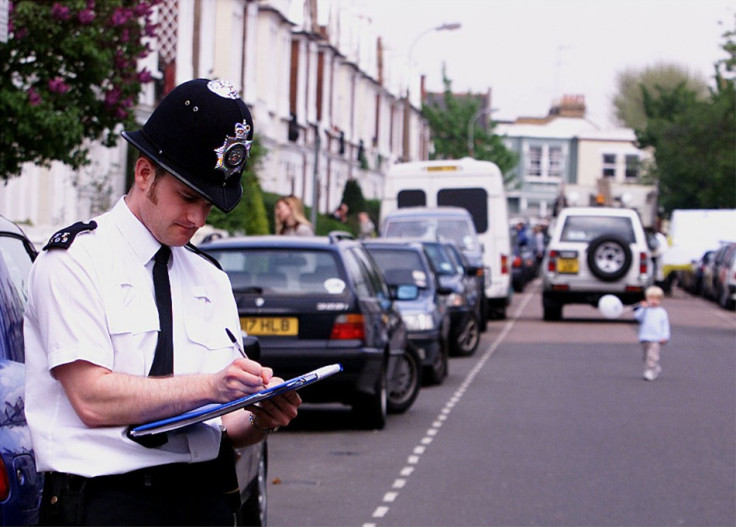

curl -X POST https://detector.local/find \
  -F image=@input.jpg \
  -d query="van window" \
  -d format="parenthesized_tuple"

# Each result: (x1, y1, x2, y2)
(437, 188, 488, 234)
(397, 190, 426, 208)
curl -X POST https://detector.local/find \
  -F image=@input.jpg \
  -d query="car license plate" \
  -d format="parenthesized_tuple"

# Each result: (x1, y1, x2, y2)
(241, 317, 298, 336)
(557, 258, 579, 274)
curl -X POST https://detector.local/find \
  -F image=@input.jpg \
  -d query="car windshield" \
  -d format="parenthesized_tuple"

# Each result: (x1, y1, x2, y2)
(366, 248, 429, 288)
(383, 219, 479, 251)
(560, 216, 636, 244)
(205, 248, 346, 295)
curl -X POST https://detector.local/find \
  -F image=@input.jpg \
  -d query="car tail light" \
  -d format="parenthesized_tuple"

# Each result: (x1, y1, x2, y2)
(501, 254, 509, 274)
(330, 314, 365, 340)
(512, 256, 522, 268)
(640, 252, 648, 274)
(0, 456, 9, 500)
(548, 250, 558, 272)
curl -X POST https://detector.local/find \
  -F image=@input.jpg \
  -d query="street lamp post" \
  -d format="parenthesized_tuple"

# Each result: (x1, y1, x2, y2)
(403, 22, 461, 161)
(467, 106, 498, 157)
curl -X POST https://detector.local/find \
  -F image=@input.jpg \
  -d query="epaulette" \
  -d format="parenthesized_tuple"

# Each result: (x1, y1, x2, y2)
(185, 243, 222, 270)
(43, 221, 98, 251)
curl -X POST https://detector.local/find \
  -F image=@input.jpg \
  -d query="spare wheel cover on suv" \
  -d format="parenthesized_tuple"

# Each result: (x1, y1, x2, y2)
(586, 234, 632, 281)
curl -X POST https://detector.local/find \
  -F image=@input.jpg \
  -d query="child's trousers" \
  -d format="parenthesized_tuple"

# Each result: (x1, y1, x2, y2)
(642, 341, 661, 371)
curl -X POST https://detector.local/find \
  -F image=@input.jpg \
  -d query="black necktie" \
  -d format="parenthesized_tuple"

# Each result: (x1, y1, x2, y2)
(150, 245, 173, 376)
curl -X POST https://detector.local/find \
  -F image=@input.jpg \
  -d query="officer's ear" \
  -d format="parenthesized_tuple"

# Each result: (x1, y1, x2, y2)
(134, 157, 157, 191)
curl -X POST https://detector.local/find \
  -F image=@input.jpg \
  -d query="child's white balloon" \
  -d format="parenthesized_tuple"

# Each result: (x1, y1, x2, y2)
(598, 294, 624, 319)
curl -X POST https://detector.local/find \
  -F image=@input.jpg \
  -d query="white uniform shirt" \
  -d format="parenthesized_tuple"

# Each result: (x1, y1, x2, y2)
(24, 198, 241, 477)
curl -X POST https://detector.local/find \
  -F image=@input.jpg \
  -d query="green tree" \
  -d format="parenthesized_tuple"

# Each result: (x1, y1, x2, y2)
(1, 1, 158, 179)
(612, 62, 709, 130)
(422, 70, 518, 181)
(636, 19, 736, 213)
(340, 179, 366, 219)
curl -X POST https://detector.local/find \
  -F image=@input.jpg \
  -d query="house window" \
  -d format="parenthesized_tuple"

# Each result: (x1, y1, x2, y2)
(527, 146, 542, 178)
(602, 154, 616, 178)
(625, 155, 639, 180)
(548, 146, 563, 179)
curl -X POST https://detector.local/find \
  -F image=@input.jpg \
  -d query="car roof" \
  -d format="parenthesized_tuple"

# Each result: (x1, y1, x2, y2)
(559, 207, 640, 218)
(0, 214, 29, 237)
(382, 206, 473, 219)
(362, 238, 425, 249)
(199, 234, 358, 251)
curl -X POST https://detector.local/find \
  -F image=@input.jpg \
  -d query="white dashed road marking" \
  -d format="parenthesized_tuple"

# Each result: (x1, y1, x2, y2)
(363, 288, 536, 527)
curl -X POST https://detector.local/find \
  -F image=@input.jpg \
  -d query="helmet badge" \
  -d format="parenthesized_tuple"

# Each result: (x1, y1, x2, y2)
(214, 121, 252, 180)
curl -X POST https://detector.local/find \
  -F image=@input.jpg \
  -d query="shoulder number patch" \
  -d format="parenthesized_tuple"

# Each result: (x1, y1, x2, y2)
(43, 221, 98, 251)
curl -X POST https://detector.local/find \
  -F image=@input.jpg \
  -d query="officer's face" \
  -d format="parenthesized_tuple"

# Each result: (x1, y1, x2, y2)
(140, 167, 213, 246)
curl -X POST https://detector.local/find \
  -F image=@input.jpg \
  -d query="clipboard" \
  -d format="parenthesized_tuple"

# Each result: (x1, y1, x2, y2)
(128, 363, 343, 438)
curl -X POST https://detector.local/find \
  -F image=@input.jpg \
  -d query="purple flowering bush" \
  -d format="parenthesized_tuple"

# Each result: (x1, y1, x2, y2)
(0, 1, 159, 179)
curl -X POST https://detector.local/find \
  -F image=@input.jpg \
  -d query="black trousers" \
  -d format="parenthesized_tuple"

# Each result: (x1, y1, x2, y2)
(41, 457, 239, 526)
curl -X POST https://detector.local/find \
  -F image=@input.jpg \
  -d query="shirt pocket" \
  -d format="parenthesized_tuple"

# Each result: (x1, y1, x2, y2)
(106, 282, 159, 335)
(183, 285, 236, 371)
(105, 282, 159, 374)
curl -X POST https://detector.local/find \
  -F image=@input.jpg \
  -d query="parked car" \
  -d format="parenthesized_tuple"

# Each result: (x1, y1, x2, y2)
(541, 207, 654, 321)
(679, 249, 715, 296)
(712, 242, 736, 310)
(420, 240, 481, 356)
(380, 206, 494, 326)
(510, 225, 538, 293)
(200, 234, 422, 428)
(362, 239, 452, 384)
(0, 215, 42, 526)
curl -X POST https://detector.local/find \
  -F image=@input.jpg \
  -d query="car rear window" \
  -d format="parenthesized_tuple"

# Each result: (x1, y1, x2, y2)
(366, 248, 429, 288)
(560, 216, 636, 243)
(383, 219, 479, 252)
(422, 243, 456, 275)
(206, 248, 346, 295)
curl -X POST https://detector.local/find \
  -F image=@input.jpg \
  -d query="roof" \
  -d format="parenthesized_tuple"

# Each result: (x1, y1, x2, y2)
(382, 207, 473, 220)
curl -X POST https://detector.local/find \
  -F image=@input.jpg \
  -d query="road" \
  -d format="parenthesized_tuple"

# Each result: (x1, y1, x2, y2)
(264, 281, 736, 527)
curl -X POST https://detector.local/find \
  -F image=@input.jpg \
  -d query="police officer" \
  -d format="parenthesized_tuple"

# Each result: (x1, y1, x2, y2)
(24, 79, 301, 526)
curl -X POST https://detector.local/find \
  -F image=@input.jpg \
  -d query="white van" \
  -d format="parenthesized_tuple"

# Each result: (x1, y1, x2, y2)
(381, 158, 512, 319)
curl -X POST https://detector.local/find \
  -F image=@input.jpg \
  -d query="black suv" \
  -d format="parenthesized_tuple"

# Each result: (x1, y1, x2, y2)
(200, 234, 421, 429)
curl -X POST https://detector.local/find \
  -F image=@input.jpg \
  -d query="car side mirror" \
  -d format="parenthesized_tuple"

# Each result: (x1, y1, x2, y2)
(395, 284, 419, 301)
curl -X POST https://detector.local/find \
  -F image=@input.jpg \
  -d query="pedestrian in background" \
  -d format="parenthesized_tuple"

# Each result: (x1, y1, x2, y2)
(24, 78, 301, 526)
(275, 194, 314, 236)
(358, 211, 376, 239)
(634, 285, 671, 381)
(331, 202, 348, 223)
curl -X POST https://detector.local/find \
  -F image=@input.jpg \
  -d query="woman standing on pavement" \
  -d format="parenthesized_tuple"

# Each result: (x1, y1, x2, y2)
(275, 195, 314, 236)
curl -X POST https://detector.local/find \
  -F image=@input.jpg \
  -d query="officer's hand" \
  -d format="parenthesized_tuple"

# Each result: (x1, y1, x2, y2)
(214, 358, 273, 402)
(249, 378, 302, 430)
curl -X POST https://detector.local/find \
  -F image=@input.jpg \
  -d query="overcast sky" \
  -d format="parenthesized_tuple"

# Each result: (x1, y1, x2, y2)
(356, 0, 734, 128)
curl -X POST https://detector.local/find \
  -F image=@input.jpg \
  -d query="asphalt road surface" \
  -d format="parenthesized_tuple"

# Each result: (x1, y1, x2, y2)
(265, 281, 736, 527)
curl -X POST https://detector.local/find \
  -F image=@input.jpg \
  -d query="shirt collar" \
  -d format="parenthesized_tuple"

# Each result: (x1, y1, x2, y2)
(109, 197, 163, 266)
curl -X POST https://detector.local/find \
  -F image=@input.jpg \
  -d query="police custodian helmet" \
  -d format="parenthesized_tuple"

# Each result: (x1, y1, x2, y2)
(122, 78, 253, 213)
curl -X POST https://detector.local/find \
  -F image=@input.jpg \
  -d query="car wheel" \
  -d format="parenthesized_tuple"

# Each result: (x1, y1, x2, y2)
(587, 235, 633, 282)
(387, 347, 421, 414)
(240, 442, 268, 527)
(353, 364, 387, 430)
(451, 315, 480, 356)
(424, 338, 449, 385)
(542, 294, 563, 321)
